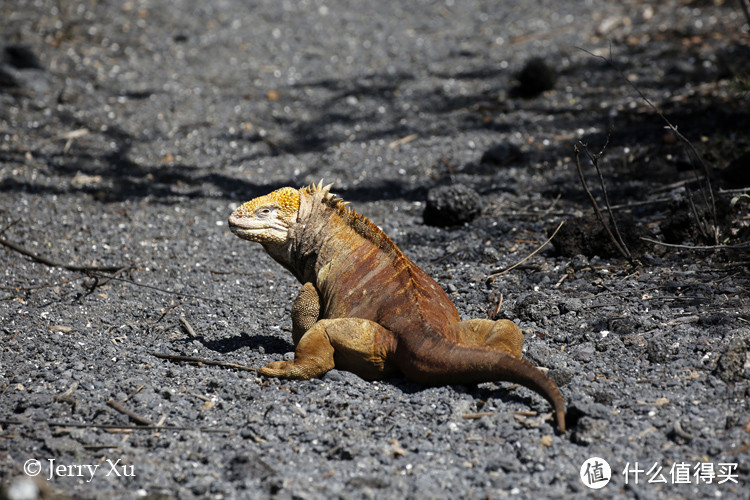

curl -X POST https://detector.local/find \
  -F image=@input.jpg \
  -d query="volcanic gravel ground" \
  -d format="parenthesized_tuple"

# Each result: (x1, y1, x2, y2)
(1, 0, 749, 499)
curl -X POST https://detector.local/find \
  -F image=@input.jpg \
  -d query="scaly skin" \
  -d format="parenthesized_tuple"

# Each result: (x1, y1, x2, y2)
(229, 182, 567, 432)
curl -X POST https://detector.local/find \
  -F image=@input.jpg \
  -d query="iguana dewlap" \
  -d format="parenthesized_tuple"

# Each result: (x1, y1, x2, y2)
(228, 182, 566, 432)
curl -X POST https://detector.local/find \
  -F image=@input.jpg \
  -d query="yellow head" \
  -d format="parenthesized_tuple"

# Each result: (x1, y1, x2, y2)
(228, 187, 300, 246)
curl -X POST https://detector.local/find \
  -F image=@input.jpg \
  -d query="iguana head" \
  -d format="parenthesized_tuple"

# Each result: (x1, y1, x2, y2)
(228, 187, 300, 246)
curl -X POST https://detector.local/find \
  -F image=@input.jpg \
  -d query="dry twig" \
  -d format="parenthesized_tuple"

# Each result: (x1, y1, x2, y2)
(179, 315, 197, 338)
(106, 398, 155, 426)
(151, 352, 258, 372)
(640, 237, 750, 251)
(578, 47, 719, 244)
(0, 235, 127, 273)
(574, 140, 634, 263)
(0, 419, 232, 433)
(739, 0, 750, 27)
(488, 220, 565, 279)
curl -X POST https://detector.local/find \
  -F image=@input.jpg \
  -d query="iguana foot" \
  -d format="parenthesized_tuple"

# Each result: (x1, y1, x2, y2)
(258, 318, 398, 381)
(258, 360, 314, 379)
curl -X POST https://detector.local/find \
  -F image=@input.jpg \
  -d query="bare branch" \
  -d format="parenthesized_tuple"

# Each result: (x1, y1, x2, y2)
(640, 237, 750, 251)
(151, 352, 258, 372)
(574, 143, 632, 262)
(0, 235, 128, 273)
(576, 46, 719, 244)
(106, 398, 156, 426)
(488, 220, 565, 278)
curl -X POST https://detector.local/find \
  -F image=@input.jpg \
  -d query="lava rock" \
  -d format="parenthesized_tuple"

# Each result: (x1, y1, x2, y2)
(547, 367, 574, 387)
(714, 336, 749, 383)
(480, 142, 524, 166)
(4, 44, 43, 70)
(646, 335, 673, 364)
(550, 214, 651, 258)
(514, 292, 560, 322)
(228, 454, 276, 482)
(423, 184, 482, 227)
(571, 416, 609, 445)
(513, 57, 557, 98)
(721, 151, 750, 188)
(0, 66, 19, 88)
(660, 193, 734, 245)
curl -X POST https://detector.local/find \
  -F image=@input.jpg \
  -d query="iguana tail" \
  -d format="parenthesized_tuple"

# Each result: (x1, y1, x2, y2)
(395, 336, 567, 432)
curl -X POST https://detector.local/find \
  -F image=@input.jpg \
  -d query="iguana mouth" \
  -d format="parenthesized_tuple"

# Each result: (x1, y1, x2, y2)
(229, 226, 258, 238)
(228, 214, 289, 243)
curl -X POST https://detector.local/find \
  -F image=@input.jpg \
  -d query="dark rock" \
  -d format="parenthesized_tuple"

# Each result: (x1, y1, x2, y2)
(486, 454, 522, 473)
(347, 476, 389, 489)
(480, 142, 523, 166)
(0, 65, 19, 88)
(646, 335, 672, 364)
(547, 368, 574, 387)
(550, 214, 651, 258)
(591, 390, 614, 406)
(608, 316, 644, 335)
(660, 192, 733, 245)
(43, 436, 83, 457)
(714, 336, 749, 383)
(481, 245, 502, 263)
(423, 184, 482, 227)
(568, 399, 611, 420)
(514, 292, 560, 322)
(227, 454, 276, 481)
(513, 57, 557, 98)
(571, 416, 608, 445)
(721, 151, 750, 188)
(4, 45, 43, 70)
(460, 161, 495, 175)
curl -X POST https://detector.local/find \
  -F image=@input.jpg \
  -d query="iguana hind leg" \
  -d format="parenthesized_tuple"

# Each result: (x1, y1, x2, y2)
(258, 318, 398, 381)
(291, 282, 321, 345)
(452, 319, 524, 358)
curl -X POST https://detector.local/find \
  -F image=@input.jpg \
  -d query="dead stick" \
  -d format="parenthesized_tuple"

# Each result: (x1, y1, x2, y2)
(106, 398, 155, 426)
(0, 419, 232, 433)
(581, 137, 632, 260)
(577, 46, 718, 243)
(488, 221, 565, 278)
(123, 385, 144, 402)
(574, 145, 631, 261)
(738, 0, 750, 29)
(490, 293, 504, 319)
(151, 352, 258, 372)
(640, 237, 750, 250)
(90, 272, 229, 304)
(462, 412, 496, 419)
(179, 315, 197, 338)
(0, 235, 126, 273)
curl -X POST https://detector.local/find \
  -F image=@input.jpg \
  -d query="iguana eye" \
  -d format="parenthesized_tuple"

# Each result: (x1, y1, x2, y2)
(256, 207, 275, 218)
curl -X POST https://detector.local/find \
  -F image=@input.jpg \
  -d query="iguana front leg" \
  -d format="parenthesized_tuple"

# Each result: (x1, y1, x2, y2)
(258, 318, 399, 381)
(291, 282, 321, 345)
(450, 318, 524, 358)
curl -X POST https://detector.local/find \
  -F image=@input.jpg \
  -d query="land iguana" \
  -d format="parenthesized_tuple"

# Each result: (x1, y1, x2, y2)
(228, 182, 566, 432)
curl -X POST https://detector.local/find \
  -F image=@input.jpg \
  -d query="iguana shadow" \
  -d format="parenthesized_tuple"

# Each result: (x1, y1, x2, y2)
(178, 333, 292, 355)
(387, 379, 553, 414)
